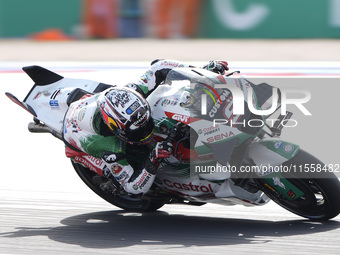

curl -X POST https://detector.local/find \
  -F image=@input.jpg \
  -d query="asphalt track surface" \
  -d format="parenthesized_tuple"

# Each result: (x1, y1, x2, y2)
(1, 39, 340, 255)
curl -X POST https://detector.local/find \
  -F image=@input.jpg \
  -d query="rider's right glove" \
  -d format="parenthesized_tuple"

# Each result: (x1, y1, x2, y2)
(203, 60, 229, 75)
(150, 141, 173, 165)
(145, 141, 173, 175)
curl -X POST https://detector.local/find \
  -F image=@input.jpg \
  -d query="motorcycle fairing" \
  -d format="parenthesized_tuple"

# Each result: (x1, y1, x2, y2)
(153, 68, 282, 155)
(5, 92, 37, 117)
(22, 65, 63, 87)
(154, 173, 269, 206)
(246, 79, 280, 111)
(73, 154, 105, 176)
(6, 66, 110, 134)
(202, 136, 239, 165)
(248, 139, 300, 167)
(247, 139, 304, 200)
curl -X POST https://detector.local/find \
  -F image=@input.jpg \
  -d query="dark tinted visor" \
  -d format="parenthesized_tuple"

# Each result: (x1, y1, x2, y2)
(118, 117, 154, 144)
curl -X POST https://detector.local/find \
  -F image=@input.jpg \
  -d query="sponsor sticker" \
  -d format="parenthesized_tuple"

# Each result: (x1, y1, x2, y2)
(283, 144, 294, 153)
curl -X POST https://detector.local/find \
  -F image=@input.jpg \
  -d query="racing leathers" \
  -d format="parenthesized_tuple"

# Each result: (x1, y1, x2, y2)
(63, 59, 228, 196)
(63, 93, 158, 195)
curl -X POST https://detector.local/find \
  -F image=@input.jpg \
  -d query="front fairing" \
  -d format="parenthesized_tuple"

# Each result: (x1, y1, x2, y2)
(148, 68, 280, 159)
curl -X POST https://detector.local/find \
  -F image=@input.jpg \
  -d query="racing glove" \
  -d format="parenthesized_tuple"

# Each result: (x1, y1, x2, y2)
(203, 60, 229, 75)
(150, 141, 173, 165)
(145, 141, 173, 174)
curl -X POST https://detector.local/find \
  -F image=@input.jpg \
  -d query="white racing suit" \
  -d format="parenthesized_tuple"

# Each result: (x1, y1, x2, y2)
(63, 94, 155, 195)
(63, 59, 192, 195)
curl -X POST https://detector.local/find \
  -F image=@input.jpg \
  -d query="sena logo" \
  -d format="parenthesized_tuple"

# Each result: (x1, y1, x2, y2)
(206, 131, 235, 143)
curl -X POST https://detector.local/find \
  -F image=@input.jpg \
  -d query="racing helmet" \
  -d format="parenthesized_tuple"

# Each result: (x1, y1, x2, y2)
(98, 88, 154, 144)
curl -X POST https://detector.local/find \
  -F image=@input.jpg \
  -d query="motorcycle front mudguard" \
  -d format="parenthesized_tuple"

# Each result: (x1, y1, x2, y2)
(247, 139, 300, 167)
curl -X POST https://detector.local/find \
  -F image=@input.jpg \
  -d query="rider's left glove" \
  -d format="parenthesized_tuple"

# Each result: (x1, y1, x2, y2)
(203, 60, 229, 75)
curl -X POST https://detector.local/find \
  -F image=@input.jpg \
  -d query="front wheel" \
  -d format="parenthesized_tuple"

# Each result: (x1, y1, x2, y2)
(72, 161, 165, 212)
(259, 150, 340, 220)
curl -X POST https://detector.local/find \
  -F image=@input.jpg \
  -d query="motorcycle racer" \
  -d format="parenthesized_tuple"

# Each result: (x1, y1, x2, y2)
(63, 59, 229, 196)
(7, 61, 340, 220)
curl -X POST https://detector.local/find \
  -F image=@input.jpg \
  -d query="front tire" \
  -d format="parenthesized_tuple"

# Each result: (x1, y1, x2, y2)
(72, 161, 165, 212)
(261, 150, 340, 220)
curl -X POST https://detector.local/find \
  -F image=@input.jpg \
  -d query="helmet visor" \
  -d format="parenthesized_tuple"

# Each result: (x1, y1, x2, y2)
(117, 117, 154, 145)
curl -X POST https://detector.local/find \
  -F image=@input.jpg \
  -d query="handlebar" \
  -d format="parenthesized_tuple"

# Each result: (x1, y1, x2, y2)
(164, 123, 190, 160)
(165, 127, 177, 143)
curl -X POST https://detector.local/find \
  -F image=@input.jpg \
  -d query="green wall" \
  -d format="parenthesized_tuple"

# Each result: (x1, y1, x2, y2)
(0, 0, 339, 38)
(198, 0, 340, 38)
(0, 0, 81, 37)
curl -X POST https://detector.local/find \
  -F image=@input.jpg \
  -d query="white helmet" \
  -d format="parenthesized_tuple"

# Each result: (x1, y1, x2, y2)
(98, 88, 154, 144)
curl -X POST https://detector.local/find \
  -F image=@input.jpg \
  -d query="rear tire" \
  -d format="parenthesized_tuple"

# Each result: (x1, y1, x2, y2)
(261, 150, 340, 220)
(72, 161, 165, 212)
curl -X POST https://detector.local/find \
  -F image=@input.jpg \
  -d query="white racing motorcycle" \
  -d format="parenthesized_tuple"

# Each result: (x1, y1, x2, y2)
(6, 65, 340, 220)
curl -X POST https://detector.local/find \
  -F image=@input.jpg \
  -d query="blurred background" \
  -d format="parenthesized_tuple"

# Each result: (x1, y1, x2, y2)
(0, 0, 339, 62)
(1, 4, 340, 255)
(1, 0, 340, 39)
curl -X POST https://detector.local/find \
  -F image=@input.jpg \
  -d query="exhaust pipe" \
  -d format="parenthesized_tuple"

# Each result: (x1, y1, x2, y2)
(28, 122, 62, 140)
